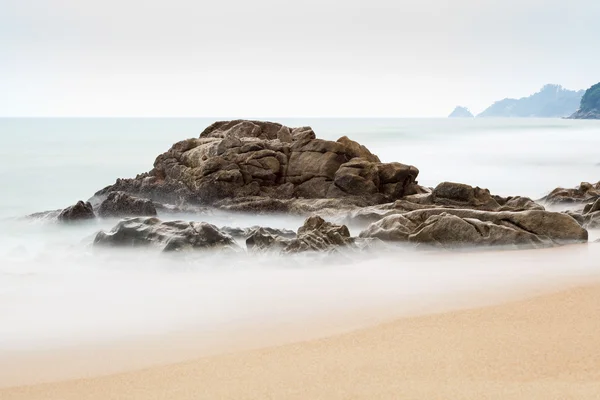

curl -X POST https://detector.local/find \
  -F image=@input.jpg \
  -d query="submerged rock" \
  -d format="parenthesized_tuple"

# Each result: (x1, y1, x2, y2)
(94, 120, 421, 210)
(57, 201, 95, 222)
(563, 198, 600, 229)
(360, 208, 587, 248)
(222, 226, 296, 239)
(97, 192, 157, 218)
(94, 217, 239, 252)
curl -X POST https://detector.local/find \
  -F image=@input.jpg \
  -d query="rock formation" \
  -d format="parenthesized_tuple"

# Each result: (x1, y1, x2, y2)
(564, 198, 600, 229)
(359, 208, 587, 248)
(94, 217, 239, 252)
(57, 201, 95, 222)
(94, 120, 422, 210)
(246, 216, 354, 254)
(97, 192, 157, 218)
(342, 182, 543, 227)
(32, 119, 594, 252)
(540, 181, 600, 204)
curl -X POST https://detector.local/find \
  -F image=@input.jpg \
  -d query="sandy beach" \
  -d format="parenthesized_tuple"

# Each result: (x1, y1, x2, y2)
(2, 279, 600, 400)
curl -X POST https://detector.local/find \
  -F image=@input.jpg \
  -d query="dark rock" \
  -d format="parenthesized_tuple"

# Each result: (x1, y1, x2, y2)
(57, 201, 95, 222)
(97, 192, 157, 218)
(360, 208, 588, 248)
(94, 217, 239, 252)
(246, 228, 293, 252)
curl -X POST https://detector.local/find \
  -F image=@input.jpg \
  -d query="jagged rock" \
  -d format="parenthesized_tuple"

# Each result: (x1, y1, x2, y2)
(336, 136, 381, 162)
(245, 216, 354, 253)
(94, 120, 421, 209)
(283, 216, 353, 253)
(359, 209, 587, 248)
(540, 181, 600, 205)
(583, 198, 600, 214)
(97, 192, 157, 218)
(222, 226, 296, 239)
(246, 228, 293, 252)
(94, 217, 239, 252)
(564, 198, 600, 229)
(57, 201, 95, 222)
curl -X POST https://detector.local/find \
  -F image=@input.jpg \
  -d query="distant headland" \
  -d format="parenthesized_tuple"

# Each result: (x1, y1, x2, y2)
(451, 84, 585, 118)
(569, 82, 600, 119)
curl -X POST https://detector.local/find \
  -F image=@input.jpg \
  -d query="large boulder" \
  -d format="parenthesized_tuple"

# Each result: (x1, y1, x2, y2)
(540, 181, 600, 205)
(57, 201, 95, 222)
(94, 120, 421, 209)
(94, 217, 239, 252)
(360, 208, 588, 248)
(97, 192, 157, 218)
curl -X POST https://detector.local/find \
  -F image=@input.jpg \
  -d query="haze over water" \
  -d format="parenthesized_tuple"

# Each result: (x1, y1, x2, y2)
(1, 118, 599, 355)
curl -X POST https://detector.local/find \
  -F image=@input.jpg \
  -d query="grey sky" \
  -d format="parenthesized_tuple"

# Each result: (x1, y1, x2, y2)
(1, 0, 599, 117)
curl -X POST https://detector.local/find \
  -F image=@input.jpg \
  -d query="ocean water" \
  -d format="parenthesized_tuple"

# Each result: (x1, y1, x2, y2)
(0, 118, 599, 355)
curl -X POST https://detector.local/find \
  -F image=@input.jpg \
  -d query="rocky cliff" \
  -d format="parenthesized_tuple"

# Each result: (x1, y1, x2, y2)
(569, 82, 600, 119)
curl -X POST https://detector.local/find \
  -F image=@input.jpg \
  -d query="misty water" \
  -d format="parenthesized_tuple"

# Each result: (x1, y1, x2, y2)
(1, 118, 599, 353)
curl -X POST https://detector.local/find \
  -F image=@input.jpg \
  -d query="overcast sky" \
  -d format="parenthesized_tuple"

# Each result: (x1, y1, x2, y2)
(1, 0, 599, 117)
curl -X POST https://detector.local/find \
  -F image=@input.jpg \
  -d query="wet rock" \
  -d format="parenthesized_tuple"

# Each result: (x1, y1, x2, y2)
(57, 201, 95, 222)
(245, 216, 354, 254)
(246, 228, 293, 252)
(222, 226, 296, 239)
(97, 192, 157, 218)
(94, 217, 239, 252)
(565, 198, 600, 229)
(360, 209, 588, 248)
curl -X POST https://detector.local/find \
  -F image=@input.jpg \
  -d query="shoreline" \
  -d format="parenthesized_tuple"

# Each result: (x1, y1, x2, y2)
(2, 280, 600, 399)
(1, 243, 600, 396)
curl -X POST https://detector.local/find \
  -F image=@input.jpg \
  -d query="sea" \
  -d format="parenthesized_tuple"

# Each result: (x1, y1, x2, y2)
(1, 118, 599, 356)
